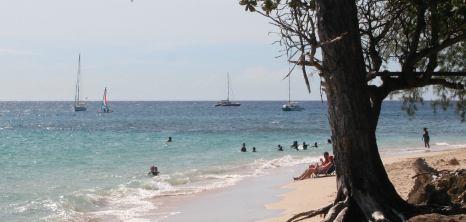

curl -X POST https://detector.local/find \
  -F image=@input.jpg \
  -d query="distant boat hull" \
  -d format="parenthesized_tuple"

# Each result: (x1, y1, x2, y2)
(214, 100, 241, 106)
(215, 104, 241, 107)
(74, 106, 87, 111)
(282, 103, 304, 111)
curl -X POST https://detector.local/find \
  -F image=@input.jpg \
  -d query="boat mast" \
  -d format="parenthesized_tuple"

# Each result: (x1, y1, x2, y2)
(288, 74, 291, 103)
(227, 72, 230, 101)
(75, 54, 81, 106)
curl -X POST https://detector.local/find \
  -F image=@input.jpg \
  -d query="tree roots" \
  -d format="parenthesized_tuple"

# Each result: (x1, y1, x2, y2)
(286, 199, 352, 222)
(286, 203, 333, 222)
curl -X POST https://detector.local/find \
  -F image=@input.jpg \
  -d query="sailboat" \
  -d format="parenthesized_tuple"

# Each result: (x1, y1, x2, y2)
(214, 73, 240, 106)
(282, 75, 304, 111)
(74, 54, 87, 111)
(100, 87, 111, 113)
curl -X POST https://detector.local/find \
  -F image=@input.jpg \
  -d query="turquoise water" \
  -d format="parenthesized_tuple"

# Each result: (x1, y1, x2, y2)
(1, 101, 465, 221)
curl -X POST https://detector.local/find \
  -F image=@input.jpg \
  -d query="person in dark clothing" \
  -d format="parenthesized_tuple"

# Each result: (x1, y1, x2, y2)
(148, 166, 159, 176)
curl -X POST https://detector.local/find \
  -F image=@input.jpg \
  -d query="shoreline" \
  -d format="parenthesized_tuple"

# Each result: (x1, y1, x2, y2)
(157, 165, 305, 221)
(156, 147, 466, 222)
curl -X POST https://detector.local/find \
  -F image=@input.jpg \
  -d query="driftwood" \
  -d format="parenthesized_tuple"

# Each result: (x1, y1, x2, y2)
(411, 158, 453, 179)
(412, 158, 437, 175)
(408, 157, 466, 216)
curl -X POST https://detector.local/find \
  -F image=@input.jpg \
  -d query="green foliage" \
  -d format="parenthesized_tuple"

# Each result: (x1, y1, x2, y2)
(239, 0, 466, 121)
(262, 0, 278, 15)
(383, 0, 466, 120)
(431, 43, 466, 122)
(288, 0, 304, 8)
(239, 0, 258, 12)
(397, 88, 425, 116)
(239, 0, 316, 14)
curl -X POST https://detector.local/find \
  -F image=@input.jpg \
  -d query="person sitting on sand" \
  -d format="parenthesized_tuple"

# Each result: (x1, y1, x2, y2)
(148, 166, 159, 176)
(293, 155, 333, 180)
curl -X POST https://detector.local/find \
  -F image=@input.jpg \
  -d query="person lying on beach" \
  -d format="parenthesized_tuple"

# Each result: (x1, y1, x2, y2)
(293, 154, 333, 180)
(148, 166, 160, 176)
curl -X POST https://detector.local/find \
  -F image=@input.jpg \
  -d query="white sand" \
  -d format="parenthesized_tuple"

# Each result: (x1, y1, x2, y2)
(259, 148, 466, 222)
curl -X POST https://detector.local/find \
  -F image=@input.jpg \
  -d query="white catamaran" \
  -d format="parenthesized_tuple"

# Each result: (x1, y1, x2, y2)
(100, 87, 111, 113)
(214, 73, 240, 107)
(74, 54, 87, 111)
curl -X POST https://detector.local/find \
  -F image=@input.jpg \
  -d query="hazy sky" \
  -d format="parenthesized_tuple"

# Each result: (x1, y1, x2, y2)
(0, 0, 332, 101)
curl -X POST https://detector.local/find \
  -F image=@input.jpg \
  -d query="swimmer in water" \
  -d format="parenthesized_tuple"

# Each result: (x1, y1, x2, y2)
(148, 166, 159, 176)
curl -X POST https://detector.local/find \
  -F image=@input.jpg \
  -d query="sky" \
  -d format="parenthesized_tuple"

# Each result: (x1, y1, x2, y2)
(0, 0, 330, 101)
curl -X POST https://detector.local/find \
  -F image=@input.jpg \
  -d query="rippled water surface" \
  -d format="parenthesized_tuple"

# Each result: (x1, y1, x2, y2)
(1, 101, 464, 221)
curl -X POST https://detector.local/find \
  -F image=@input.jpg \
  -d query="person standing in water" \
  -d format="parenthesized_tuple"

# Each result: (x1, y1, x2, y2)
(167, 137, 172, 142)
(422, 128, 430, 148)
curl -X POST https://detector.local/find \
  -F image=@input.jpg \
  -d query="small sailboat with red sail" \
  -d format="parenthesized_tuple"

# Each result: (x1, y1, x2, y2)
(100, 87, 112, 113)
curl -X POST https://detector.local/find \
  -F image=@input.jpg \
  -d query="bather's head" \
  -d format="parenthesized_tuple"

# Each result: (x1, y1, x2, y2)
(323, 152, 329, 160)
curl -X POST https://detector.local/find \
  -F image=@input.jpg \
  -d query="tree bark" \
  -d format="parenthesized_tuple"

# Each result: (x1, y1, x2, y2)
(316, 0, 415, 221)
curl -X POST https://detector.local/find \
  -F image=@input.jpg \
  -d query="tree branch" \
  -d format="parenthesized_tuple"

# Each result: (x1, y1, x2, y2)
(425, 78, 465, 90)
(412, 33, 466, 66)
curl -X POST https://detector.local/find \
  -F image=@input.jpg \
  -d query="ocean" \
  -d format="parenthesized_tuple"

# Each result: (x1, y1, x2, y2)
(1, 101, 465, 221)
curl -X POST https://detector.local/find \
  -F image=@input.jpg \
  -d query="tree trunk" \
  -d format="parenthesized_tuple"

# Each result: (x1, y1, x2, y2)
(316, 0, 415, 221)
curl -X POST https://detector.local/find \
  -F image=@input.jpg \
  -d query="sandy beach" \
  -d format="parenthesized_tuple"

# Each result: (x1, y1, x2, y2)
(259, 148, 466, 222)
(160, 148, 466, 222)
